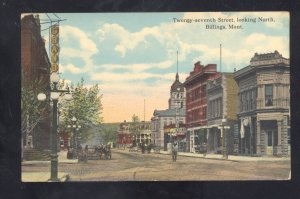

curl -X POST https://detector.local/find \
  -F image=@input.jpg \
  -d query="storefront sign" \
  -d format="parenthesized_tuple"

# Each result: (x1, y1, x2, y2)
(51, 24, 59, 72)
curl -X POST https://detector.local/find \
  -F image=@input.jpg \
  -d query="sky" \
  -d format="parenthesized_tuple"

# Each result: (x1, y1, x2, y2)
(36, 12, 289, 123)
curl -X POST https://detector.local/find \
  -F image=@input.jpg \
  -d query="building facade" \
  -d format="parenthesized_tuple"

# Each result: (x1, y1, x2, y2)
(117, 121, 152, 148)
(21, 14, 51, 152)
(184, 62, 219, 152)
(234, 51, 290, 156)
(151, 109, 185, 149)
(169, 73, 186, 109)
(206, 73, 239, 155)
(163, 123, 187, 152)
(151, 72, 186, 149)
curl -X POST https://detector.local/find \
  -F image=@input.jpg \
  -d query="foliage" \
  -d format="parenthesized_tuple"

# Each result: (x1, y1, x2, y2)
(21, 78, 49, 135)
(99, 123, 119, 145)
(130, 114, 141, 135)
(82, 123, 119, 146)
(59, 78, 103, 141)
(131, 114, 140, 123)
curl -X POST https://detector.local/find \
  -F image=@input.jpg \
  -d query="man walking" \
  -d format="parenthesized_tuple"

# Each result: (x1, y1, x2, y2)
(172, 141, 178, 162)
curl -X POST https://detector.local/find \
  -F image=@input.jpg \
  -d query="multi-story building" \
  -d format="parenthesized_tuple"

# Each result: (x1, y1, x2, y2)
(184, 61, 219, 152)
(234, 51, 290, 156)
(151, 72, 186, 149)
(206, 73, 239, 155)
(163, 123, 187, 152)
(117, 120, 152, 148)
(151, 108, 185, 149)
(21, 14, 51, 152)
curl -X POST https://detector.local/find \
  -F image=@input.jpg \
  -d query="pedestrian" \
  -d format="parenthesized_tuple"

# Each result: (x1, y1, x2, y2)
(172, 142, 178, 162)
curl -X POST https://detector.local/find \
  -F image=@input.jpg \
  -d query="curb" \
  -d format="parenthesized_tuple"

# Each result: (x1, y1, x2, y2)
(156, 151, 289, 162)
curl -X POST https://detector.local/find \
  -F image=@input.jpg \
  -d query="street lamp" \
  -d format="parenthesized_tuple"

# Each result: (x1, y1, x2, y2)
(67, 116, 81, 159)
(37, 72, 72, 181)
(218, 118, 230, 159)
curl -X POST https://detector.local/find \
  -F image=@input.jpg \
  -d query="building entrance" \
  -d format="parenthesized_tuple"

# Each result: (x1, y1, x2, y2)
(261, 120, 278, 156)
(265, 130, 278, 155)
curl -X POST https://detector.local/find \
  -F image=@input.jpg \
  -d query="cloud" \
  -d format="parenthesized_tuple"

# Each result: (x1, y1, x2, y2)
(90, 72, 178, 82)
(59, 25, 99, 72)
(96, 60, 174, 73)
(64, 64, 83, 74)
(61, 25, 98, 55)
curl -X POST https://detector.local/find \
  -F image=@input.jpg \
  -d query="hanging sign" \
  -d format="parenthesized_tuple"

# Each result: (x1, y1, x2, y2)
(51, 24, 59, 73)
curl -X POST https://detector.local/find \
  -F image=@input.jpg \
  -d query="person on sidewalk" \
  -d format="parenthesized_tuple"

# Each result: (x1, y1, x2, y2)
(172, 141, 178, 162)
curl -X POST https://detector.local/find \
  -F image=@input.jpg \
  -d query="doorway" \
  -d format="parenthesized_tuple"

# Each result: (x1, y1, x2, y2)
(265, 129, 278, 155)
(261, 120, 278, 156)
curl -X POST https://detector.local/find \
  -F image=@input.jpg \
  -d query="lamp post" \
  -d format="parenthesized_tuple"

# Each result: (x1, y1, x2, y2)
(37, 72, 72, 181)
(67, 116, 81, 159)
(218, 118, 230, 159)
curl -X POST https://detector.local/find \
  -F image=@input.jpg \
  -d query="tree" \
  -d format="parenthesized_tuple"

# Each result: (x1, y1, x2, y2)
(59, 78, 103, 142)
(21, 77, 50, 146)
(132, 114, 140, 123)
(100, 124, 118, 145)
(131, 114, 140, 135)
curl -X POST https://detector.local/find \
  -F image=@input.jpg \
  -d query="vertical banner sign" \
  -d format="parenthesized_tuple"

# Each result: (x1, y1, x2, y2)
(51, 24, 59, 73)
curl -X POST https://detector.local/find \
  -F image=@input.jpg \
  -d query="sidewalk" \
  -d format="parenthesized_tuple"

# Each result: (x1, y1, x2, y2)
(22, 150, 78, 165)
(22, 150, 76, 182)
(158, 150, 290, 162)
(22, 172, 70, 182)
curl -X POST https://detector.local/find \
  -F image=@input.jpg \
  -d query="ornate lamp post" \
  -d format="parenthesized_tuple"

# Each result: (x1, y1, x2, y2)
(218, 118, 230, 159)
(37, 72, 72, 181)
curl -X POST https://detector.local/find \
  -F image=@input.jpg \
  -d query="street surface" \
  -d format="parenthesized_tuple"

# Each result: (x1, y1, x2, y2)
(22, 149, 290, 181)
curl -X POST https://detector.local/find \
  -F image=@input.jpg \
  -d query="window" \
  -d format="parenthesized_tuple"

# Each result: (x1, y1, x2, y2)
(265, 84, 273, 106)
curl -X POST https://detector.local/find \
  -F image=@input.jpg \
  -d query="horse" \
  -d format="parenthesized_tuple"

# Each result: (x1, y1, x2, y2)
(94, 145, 104, 159)
(103, 145, 111, 160)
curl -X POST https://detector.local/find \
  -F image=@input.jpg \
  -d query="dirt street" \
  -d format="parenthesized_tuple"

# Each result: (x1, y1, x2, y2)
(22, 149, 290, 181)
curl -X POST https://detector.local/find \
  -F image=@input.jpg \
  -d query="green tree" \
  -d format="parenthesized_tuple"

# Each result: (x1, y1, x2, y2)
(59, 78, 103, 143)
(100, 124, 118, 145)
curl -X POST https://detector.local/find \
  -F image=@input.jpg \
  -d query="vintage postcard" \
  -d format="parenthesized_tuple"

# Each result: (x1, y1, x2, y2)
(21, 12, 290, 182)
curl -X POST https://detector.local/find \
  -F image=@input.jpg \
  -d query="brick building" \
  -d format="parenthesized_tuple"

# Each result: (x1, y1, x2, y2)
(183, 62, 219, 152)
(21, 14, 51, 151)
(234, 51, 290, 156)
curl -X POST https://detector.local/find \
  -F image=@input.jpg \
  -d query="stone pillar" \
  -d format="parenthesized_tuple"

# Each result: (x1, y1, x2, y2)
(256, 120, 261, 155)
(277, 120, 282, 145)
(276, 120, 282, 156)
